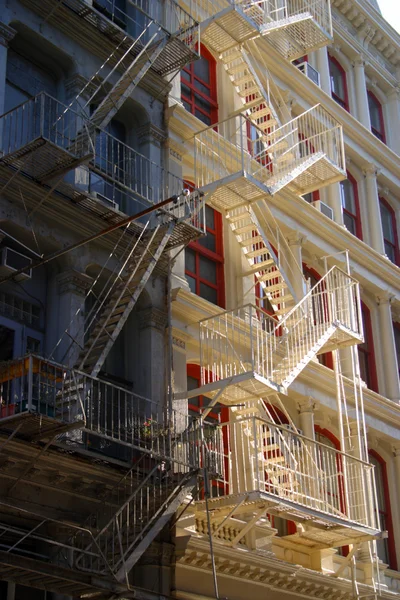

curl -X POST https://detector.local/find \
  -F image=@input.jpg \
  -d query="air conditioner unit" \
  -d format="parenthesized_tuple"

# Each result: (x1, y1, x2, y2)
(90, 191, 119, 212)
(314, 200, 334, 220)
(0, 247, 32, 280)
(296, 61, 321, 87)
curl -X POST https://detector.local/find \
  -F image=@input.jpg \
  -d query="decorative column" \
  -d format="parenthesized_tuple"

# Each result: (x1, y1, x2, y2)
(0, 23, 16, 114)
(353, 58, 371, 129)
(286, 233, 307, 301)
(376, 294, 400, 402)
(297, 397, 316, 440)
(327, 182, 344, 225)
(55, 270, 92, 366)
(138, 305, 168, 407)
(386, 87, 400, 156)
(316, 46, 331, 95)
(362, 163, 385, 254)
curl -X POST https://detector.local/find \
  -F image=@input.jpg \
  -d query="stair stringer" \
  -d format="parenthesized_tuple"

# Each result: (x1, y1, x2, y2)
(78, 222, 174, 376)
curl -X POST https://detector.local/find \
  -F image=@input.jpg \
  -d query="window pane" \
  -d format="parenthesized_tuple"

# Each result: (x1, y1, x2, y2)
(195, 110, 211, 125)
(185, 248, 196, 273)
(181, 83, 191, 99)
(380, 202, 395, 243)
(205, 205, 215, 229)
(200, 283, 218, 304)
(343, 211, 356, 235)
(194, 79, 210, 96)
(186, 275, 196, 293)
(368, 94, 382, 132)
(340, 179, 356, 214)
(198, 232, 216, 252)
(330, 60, 345, 100)
(181, 70, 191, 82)
(199, 255, 217, 284)
(193, 56, 210, 84)
(384, 241, 396, 263)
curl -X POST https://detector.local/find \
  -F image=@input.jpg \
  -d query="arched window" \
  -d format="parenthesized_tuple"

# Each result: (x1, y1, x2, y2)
(340, 172, 362, 239)
(358, 303, 378, 393)
(328, 55, 349, 111)
(379, 198, 399, 265)
(369, 450, 397, 569)
(181, 45, 218, 126)
(368, 91, 386, 143)
(185, 197, 225, 307)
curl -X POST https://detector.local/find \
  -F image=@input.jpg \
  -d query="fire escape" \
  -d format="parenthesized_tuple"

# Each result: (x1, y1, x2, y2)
(0, 0, 382, 598)
(175, 0, 382, 586)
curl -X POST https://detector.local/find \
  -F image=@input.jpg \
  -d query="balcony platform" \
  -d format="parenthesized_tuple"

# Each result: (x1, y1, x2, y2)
(201, 6, 262, 54)
(20, 0, 199, 76)
(192, 491, 381, 548)
(261, 13, 332, 60)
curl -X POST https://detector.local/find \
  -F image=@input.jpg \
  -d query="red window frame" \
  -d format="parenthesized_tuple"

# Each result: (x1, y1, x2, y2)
(379, 197, 399, 266)
(358, 303, 378, 393)
(368, 91, 386, 143)
(328, 55, 349, 112)
(394, 322, 400, 377)
(303, 190, 320, 203)
(181, 44, 218, 126)
(369, 449, 397, 570)
(303, 265, 333, 369)
(340, 171, 363, 240)
(185, 201, 225, 308)
(187, 364, 229, 497)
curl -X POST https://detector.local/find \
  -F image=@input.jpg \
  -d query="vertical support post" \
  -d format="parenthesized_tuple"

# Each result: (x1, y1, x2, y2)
(27, 355, 33, 412)
(253, 416, 260, 491)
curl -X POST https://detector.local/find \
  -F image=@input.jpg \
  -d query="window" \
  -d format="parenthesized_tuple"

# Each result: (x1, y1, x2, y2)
(303, 190, 320, 203)
(181, 45, 218, 126)
(394, 323, 400, 377)
(185, 205, 224, 307)
(187, 364, 221, 423)
(340, 173, 362, 239)
(380, 198, 399, 265)
(358, 303, 378, 393)
(369, 451, 396, 569)
(314, 427, 345, 511)
(328, 55, 349, 111)
(368, 91, 386, 143)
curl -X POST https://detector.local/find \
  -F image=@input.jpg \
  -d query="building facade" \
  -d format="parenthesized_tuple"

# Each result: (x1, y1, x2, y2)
(0, 1, 399, 600)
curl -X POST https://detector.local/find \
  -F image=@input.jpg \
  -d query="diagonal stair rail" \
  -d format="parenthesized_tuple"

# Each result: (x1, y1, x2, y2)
(75, 464, 197, 581)
(199, 266, 363, 393)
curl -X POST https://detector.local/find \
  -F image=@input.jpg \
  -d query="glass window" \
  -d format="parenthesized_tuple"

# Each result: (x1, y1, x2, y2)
(394, 324, 400, 377)
(340, 174, 362, 239)
(380, 199, 398, 265)
(328, 56, 349, 111)
(369, 452, 396, 568)
(368, 92, 386, 143)
(185, 205, 224, 307)
(181, 45, 218, 126)
(358, 304, 378, 392)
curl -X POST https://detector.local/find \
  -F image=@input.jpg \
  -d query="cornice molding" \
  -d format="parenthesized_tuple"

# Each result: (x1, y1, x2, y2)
(0, 22, 16, 47)
(56, 270, 92, 296)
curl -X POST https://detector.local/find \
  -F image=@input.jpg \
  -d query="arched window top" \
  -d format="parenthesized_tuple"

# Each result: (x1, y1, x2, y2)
(314, 425, 341, 449)
(181, 43, 218, 126)
(367, 90, 386, 143)
(379, 197, 399, 265)
(328, 54, 349, 111)
(340, 171, 362, 239)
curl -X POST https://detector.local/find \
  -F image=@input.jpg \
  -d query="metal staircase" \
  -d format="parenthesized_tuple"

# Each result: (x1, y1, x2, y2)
(75, 464, 197, 582)
(193, 265, 363, 403)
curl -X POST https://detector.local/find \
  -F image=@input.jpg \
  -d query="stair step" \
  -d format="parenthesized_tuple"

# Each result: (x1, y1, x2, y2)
(244, 258, 275, 275)
(227, 211, 250, 223)
(232, 73, 254, 86)
(240, 235, 264, 247)
(238, 84, 260, 98)
(258, 270, 282, 283)
(231, 223, 256, 234)
(244, 247, 269, 259)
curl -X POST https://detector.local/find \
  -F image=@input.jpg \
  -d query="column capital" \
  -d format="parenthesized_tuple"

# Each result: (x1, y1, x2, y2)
(362, 162, 380, 178)
(375, 291, 396, 306)
(137, 123, 166, 147)
(387, 85, 400, 101)
(65, 73, 96, 102)
(297, 397, 318, 414)
(138, 306, 167, 331)
(287, 232, 307, 247)
(0, 23, 16, 47)
(56, 270, 92, 296)
(352, 56, 366, 68)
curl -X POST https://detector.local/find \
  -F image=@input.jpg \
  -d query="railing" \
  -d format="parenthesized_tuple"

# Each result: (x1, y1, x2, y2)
(200, 266, 362, 390)
(0, 92, 93, 161)
(216, 416, 378, 530)
(0, 355, 222, 471)
(194, 106, 345, 196)
(180, 0, 331, 36)
(0, 93, 197, 208)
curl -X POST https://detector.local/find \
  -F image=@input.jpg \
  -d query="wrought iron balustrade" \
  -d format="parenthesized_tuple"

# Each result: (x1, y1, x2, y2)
(0, 354, 221, 470)
(198, 266, 363, 400)
(210, 415, 379, 533)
